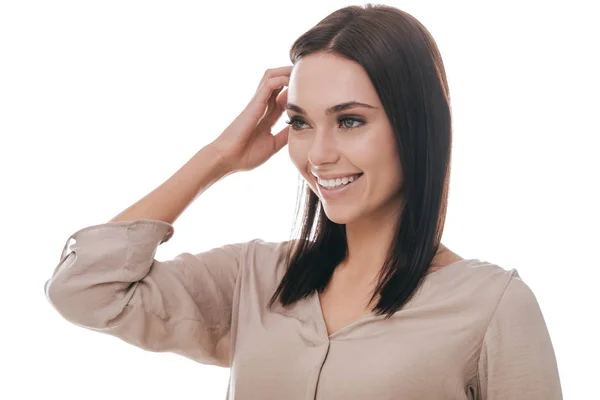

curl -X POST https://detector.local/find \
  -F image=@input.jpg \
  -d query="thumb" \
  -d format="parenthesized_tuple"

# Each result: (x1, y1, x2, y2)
(276, 88, 288, 109)
(273, 125, 290, 153)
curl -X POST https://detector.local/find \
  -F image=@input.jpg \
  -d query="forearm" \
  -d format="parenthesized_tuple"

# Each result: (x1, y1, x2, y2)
(109, 145, 234, 224)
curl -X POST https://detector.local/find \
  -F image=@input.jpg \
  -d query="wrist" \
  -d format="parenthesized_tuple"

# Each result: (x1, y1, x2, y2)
(202, 143, 238, 176)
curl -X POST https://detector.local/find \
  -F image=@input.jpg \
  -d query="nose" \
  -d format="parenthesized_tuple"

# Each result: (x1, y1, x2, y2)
(307, 130, 340, 167)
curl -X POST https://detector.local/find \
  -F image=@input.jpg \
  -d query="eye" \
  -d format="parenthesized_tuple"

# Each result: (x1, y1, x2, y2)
(284, 116, 308, 131)
(338, 116, 365, 130)
(284, 115, 366, 131)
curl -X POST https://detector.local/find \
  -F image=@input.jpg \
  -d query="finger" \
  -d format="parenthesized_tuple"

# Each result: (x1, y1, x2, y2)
(258, 86, 282, 121)
(276, 88, 288, 110)
(246, 76, 290, 120)
(255, 66, 293, 92)
(255, 76, 289, 105)
(263, 87, 287, 121)
(272, 125, 290, 153)
(230, 84, 281, 136)
(256, 88, 287, 131)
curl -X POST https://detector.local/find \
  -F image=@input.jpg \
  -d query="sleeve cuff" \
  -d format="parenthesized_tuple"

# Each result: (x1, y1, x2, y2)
(59, 219, 175, 261)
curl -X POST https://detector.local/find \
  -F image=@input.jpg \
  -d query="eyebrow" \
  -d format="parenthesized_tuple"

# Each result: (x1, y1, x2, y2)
(285, 101, 377, 116)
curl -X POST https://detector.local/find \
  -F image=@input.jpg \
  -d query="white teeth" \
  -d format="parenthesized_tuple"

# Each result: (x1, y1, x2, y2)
(318, 174, 361, 189)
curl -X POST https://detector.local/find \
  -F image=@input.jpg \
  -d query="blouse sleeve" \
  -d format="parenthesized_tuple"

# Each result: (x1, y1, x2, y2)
(477, 271, 563, 399)
(44, 219, 246, 367)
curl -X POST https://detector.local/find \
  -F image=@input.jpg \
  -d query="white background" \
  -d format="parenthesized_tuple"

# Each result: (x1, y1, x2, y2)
(1, 0, 598, 398)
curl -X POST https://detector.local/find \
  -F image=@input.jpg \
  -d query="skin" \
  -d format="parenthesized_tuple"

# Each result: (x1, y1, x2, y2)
(285, 52, 463, 333)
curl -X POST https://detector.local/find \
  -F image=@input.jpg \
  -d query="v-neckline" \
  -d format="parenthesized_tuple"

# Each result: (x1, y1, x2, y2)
(314, 290, 376, 339)
(312, 258, 476, 340)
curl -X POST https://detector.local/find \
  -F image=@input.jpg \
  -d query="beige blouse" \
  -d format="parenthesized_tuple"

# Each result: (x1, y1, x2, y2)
(44, 219, 562, 399)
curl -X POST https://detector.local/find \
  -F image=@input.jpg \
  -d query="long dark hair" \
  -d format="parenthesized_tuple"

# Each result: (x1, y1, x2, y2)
(268, 4, 452, 318)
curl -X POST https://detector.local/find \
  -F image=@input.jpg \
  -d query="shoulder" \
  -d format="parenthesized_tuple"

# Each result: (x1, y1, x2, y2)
(238, 238, 296, 285)
(428, 259, 519, 303)
(486, 267, 546, 330)
(443, 259, 547, 335)
(475, 265, 562, 397)
(424, 259, 532, 328)
(455, 260, 538, 316)
(243, 238, 293, 265)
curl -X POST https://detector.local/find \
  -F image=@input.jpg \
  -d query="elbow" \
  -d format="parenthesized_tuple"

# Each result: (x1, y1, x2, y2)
(44, 271, 131, 330)
(43, 227, 152, 330)
(44, 277, 98, 329)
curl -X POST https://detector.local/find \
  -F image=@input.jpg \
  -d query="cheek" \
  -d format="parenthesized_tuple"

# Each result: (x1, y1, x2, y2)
(288, 137, 322, 195)
(363, 132, 402, 191)
(288, 138, 304, 168)
(377, 153, 403, 194)
(288, 137, 312, 180)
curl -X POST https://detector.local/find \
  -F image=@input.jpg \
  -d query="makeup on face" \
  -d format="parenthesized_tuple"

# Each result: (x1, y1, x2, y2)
(286, 53, 402, 224)
(312, 172, 364, 200)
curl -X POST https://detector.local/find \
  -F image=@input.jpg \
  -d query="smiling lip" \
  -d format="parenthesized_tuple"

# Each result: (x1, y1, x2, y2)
(311, 172, 363, 180)
(315, 173, 363, 200)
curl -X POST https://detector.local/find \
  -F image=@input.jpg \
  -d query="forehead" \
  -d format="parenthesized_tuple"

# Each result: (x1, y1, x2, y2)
(288, 53, 379, 109)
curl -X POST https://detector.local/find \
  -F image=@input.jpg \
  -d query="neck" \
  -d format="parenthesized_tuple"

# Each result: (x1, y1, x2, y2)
(341, 204, 400, 279)
(340, 200, 449, 279)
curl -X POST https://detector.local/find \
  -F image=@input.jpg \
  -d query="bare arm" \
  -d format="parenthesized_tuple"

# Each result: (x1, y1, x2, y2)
(109, 145, 232, 224)
(45, 66, 293, 367)
(109, 66, 292, 225)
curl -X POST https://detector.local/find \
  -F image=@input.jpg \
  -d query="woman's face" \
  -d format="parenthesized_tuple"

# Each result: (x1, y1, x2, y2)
(286, 52, 404, 224)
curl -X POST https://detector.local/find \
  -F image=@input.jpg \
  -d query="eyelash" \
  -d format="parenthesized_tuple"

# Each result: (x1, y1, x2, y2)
(284, 116, 365, 131)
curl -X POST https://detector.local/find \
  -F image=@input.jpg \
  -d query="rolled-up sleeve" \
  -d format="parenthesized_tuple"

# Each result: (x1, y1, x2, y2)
(477, 272, 563, 399)
(44, 219, 245, 367)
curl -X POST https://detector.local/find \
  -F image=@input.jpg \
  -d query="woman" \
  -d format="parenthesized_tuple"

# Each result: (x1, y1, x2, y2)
(44, 4, 562, 399)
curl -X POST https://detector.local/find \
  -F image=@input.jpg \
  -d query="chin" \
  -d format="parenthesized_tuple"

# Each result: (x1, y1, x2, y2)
(321, 203, 360, 225)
